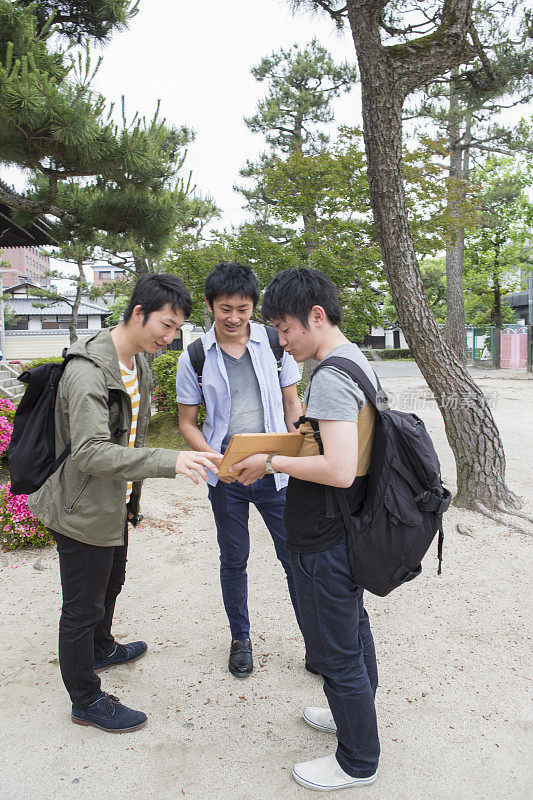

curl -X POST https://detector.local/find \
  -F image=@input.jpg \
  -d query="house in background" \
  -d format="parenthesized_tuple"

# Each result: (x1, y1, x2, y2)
(93, 266, 126, 286)
(3, 282, 110, 362)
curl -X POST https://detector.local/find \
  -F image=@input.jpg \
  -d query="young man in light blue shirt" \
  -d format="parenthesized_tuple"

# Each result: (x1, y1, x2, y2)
(176, 262, 303, 678)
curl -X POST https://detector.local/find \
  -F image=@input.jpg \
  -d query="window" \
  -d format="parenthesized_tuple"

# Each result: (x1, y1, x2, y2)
(57, 315, 88, 330)
(42, 315, 59, 330)
(6, 315, 29, 331)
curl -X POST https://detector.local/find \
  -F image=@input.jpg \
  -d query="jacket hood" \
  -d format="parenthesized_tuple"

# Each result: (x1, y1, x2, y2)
(65, 328, 125, 390)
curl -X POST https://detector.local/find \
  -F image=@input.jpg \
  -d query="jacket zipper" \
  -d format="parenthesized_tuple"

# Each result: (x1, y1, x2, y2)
(63, 476, 92, 513)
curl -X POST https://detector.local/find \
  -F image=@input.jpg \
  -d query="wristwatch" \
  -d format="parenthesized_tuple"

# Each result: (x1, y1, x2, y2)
(265, 455, 277, 474)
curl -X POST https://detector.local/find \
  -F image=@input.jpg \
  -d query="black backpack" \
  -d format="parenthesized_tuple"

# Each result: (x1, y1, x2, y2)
(187, 325, 284, 400)
(8, 355, 122, 496)
(309, 356, 451, 597)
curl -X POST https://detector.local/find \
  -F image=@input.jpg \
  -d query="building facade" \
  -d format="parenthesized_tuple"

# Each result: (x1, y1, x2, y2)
(92, 267, 126, 286)
(0, 246, 51, 288)
(3, 283, 109, 362)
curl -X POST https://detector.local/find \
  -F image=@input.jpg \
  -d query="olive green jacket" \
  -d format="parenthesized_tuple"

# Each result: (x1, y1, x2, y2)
(28, 329, 177, 546)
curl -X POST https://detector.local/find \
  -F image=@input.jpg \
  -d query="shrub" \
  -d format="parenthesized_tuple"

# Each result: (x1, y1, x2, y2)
(0, 397, 17, 423)
(0, 398, 16, 466)
(378, 348, 413, 360)
(297, 376, 309, 401)
(0, 484, 53, 550)
(153, 386, 170, 413)
(153, 350, 206, 425)
(152, 351, 181, 414)
(24, 356, 64, 370)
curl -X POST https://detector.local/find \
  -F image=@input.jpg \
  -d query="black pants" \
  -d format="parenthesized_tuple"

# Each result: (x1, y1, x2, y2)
(52, 522, 128, 709)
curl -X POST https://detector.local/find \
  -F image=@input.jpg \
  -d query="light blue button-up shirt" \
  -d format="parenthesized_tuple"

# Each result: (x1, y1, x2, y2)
(176, 322, 301, 488)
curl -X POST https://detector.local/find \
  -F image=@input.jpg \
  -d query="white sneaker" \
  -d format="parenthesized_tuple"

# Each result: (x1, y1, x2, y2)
(292, 754, 377, 791)
(303, 707, 336, 734)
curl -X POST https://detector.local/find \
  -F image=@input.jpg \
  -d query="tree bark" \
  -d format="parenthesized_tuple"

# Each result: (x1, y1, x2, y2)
(445, 77, 468, 363)
(345, 0, 518, 510)
(68, 260, 86, 344)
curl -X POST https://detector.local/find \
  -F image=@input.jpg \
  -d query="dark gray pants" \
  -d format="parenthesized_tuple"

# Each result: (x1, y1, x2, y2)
(291, 538, 380, 778)
(52, 522, 128, 708)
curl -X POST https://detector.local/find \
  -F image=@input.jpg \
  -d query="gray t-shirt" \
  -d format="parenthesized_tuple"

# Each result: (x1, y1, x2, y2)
(305, 342, 378, 423)
(221, 348, 265, 449)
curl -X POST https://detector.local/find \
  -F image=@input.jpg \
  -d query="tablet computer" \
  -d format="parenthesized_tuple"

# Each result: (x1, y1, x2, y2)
(217, 432, 302, 479)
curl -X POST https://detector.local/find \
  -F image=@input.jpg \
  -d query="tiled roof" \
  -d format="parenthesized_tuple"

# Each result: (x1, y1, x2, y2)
(6, 296, 110, 316)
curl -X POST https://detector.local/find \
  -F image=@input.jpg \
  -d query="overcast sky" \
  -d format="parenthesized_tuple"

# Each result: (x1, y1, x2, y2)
(89, 0, 361, 230)
(3, 1, 530, 285)
(4, 0, 363, 282)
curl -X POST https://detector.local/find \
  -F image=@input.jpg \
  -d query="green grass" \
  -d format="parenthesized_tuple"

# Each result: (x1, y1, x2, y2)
(146, 412, 189, 450)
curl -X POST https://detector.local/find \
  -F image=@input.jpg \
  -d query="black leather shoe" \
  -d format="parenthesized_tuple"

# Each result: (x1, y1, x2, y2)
(229, 638, 253, 678)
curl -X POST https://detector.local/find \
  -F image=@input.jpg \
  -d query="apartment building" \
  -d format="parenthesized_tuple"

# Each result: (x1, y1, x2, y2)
(0, 246, 51, 288)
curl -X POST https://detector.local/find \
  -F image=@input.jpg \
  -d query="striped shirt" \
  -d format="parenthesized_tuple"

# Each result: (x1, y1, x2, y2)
(120, 361, 140, 503)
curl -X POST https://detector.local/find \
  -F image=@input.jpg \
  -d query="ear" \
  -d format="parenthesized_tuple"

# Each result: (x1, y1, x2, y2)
(310, 305, 326, 327)
(205, 298, 213, 314)
(131, 304, 145, 324)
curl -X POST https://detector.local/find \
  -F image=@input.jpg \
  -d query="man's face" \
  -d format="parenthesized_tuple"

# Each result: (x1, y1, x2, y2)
(271, 313, 317, 362)
(134, 303, 185, 353)
(208, 294, 255, 338)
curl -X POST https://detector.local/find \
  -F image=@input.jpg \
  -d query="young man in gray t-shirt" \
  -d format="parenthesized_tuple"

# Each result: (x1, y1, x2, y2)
(176, 262, 303, 679)
(231, 268, 380, 792)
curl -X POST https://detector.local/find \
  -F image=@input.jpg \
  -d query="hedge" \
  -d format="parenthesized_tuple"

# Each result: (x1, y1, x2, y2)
(152, 350, 205, 425)
(378, 348, 413, 360)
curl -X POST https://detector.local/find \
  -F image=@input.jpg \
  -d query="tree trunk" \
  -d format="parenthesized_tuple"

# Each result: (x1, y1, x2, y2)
(68, 260, 85, 344)
(302, 358, 319, 382)
(445, 79, 468, 363)
(134, 255, 149, 276)
(346, 0, 519, 511)
(493, 271, 502, 330)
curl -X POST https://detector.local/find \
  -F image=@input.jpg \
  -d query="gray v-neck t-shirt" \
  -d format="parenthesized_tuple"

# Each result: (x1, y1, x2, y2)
(221, 347, 265, 449)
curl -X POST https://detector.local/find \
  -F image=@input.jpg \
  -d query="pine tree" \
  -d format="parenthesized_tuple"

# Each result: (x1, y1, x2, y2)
(237, 39, 357, 243)
(404, 2, 533, 361)
(0, 1, 212, 276)
(287, 0, 527, 513)
(464, 156, 533, 328)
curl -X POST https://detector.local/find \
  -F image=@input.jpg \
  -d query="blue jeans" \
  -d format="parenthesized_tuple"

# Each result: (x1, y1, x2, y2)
(208, 475, 301, 640)
(291, 538, 380, 778)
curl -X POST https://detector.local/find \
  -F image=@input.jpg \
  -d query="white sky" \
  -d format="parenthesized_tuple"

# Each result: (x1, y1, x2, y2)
(2, 1, 530, 286)
(89, 0, 360, 230)
(4, 0, 362, 285)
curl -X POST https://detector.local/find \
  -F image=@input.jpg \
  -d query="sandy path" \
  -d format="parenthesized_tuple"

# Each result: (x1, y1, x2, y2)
(0, 375, 531, 800)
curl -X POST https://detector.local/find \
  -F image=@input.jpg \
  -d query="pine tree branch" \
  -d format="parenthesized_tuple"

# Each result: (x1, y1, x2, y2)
(0, 185, 77, 225)
(468, 22, 496, 85)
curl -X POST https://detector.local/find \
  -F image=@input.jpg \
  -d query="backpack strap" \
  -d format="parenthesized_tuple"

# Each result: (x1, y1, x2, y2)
(265, 325, 283, 377)
(187, 337, 206, 400)
(313, 356, 387, 413)
(52, 359, 126, 470)
(187, 327, 283, 404)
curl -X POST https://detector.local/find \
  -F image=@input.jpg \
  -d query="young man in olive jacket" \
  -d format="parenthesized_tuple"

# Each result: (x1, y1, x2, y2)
(29, 274, 221, 733)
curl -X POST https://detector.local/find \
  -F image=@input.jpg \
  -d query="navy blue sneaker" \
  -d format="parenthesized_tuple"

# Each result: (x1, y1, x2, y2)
(94, 641, 147, 673)
(72, 692, 147, 733)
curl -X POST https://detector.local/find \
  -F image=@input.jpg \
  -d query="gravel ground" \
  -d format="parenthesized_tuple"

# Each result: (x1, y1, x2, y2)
(0, 374, 531, 800)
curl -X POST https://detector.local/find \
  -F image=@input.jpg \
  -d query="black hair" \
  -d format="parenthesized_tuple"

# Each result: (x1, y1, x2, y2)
(204, 261, 260, 307)
(123, 273, 192, 324)
(261, 268, 342, 327)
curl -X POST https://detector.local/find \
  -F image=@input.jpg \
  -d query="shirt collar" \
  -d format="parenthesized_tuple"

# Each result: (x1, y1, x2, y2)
(204, 320, 263, 350)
